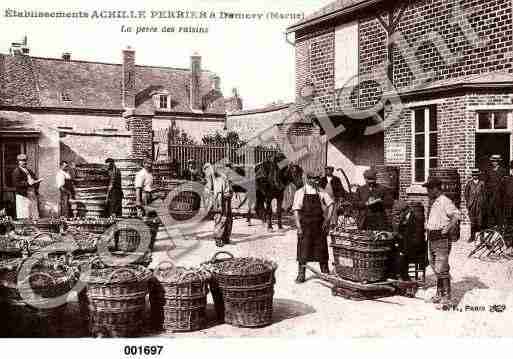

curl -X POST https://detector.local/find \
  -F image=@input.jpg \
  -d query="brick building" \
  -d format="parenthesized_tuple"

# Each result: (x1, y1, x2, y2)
(287, 0, 513, 209)
(0, 40, 227, 217)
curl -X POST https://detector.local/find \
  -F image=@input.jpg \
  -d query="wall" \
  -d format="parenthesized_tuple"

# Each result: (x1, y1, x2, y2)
(153, 117, 225, 144)
(226, 105, 291, 141)
(295, 0, 513, 112)
(327, 132, 384, 188)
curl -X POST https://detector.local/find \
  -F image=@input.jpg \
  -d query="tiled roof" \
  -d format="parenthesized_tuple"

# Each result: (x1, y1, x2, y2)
(288, 0, 378, 32)
(0, 54, 226, 115)
(395, 72, 513, 97)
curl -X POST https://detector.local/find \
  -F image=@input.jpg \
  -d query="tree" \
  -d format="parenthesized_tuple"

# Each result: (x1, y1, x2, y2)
(201, 130, 246, 147)
(168, 121, 197, 145)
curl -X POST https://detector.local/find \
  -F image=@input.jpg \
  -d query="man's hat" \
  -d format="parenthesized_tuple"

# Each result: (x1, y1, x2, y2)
(363, 168, 377, 180)
(490, 154, 502, 162)
(105, 158, 114, 164)
(16, 154, 27, 161)
(187, 159, 195, 164)
(422, 176, 443, 189)
(471, 168, 481, 175)
(325, 165, 334, 171)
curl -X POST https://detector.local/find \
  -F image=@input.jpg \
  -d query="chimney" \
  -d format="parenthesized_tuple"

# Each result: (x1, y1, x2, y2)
(190, 53, 202, 111)
(62, 52, 71, 61)
(122, 46, 136, 109)
(212, 75, 221, 92)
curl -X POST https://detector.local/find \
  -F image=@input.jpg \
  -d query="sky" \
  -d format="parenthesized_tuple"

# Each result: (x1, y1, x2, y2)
(0, 0, 335, 110)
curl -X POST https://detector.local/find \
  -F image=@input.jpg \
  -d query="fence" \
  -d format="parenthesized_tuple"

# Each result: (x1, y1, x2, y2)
(168, 144, 278, 173)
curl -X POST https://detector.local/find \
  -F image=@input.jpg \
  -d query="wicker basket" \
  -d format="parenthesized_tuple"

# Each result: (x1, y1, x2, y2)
(331, 243, 390, 283)
(330, 229, 394, 250)
(0, 235, 23, 259)
(205, 251, 277, 328)
(150, 261, 211, 332)
(80, 259, 151, 337)
(64, 218, 116, 234)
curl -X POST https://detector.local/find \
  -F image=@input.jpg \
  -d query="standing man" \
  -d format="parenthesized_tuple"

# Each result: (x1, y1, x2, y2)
(501, 161, 513, 225)
(203, 162, 233, 247)
(105, 158, 123, 217)
(293, 171, 334, 283)
(354, 168, 392, 230)
(12, 154, 41, 219)
(319, 166, 346, 224)
(56, 160, 75, 218)
(135, 158, 154, 217)
(464, 168, 485, 242)
(423, 177, 461, 308)
(484, 154, 507, 228)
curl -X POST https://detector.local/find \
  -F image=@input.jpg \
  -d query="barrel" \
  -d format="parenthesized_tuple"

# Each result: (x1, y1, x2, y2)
(73, 164, 109, 188)
(74, 186, 109, 200)
(70, 197, 106, 218)
(429, 168, 461, 208)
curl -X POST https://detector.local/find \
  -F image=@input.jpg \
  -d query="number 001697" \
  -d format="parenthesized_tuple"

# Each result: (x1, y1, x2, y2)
(123, 345, 163, 356)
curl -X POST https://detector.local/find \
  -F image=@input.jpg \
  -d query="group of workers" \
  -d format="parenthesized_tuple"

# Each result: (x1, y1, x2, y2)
(14, 152, 501, 309)
(11, 154, 156, 220)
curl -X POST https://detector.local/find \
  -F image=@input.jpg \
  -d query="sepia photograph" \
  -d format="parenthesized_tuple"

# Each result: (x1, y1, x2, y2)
(0, 0, 512, 355)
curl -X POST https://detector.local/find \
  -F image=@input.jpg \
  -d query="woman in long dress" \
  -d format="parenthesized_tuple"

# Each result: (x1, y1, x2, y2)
(203, 163, 233, 247)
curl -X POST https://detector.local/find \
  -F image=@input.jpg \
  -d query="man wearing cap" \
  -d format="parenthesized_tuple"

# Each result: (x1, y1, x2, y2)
(354, 168, 392, 230)
(319, 166, 346, 223)
(484, 154, 507, 227)
(424, 176, 461, 308)
(135, 158, 154, 216)
(464, 168, 485, 242)
(11, 154, 42, 219)
(293, 171, 334, 283)
(105, 158, 123, 217)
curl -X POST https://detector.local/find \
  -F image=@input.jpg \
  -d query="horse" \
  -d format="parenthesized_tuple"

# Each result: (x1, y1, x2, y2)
(225, 157, 303, 230)
(254, 154, 303, 230)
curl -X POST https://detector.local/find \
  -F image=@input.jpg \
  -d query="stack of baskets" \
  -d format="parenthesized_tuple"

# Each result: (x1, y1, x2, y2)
(205, 251, 277, 328)
(330, 229, 393, 284)
(167, 181, 201, 221)
(113, 158, 142, 218)
(79, 258, 152, 337)
(71, 163, 110, 217)
(150, 261, 211, 332)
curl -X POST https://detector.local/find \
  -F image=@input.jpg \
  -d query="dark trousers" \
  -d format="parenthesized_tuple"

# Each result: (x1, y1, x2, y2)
(427, 230, 452, 279)
(59, 190, 72, 218)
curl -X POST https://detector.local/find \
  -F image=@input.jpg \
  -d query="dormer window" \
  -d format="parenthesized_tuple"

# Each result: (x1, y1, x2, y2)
(159, 95, 169, 109)
(153, 91, 171, 110)
(61, 91, 72, 102)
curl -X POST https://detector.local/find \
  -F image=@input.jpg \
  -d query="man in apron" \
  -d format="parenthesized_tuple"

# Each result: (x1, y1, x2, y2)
(484, 154, 507, 228)
(56, 160, 75, 218)
(135, 158, 155, 217)
(319, 166, 346, 225)
(293, 171, 334, 283)
(12, 153, 41, 219)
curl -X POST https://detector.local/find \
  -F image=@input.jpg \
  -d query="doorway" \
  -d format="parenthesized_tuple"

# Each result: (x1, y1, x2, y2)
(475, 133, 510, 172)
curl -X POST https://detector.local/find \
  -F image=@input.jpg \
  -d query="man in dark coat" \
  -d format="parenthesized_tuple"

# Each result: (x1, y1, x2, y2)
(502, 161, 513, 226)
(354, 168, 393, 230)
(182, 159, 203, 182)
(12, 153, 41, 219)
(464, 168, 485, 242)
(484, 154, 507, 228)
(105, 158, 123, 217)
(319, 166, 347, 224)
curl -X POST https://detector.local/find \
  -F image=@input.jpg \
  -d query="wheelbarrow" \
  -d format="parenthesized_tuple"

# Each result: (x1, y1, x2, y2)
(304, 264, 420, 301)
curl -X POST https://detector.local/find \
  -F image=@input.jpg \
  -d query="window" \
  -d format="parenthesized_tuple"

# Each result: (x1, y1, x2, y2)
(334, 21, 359, 90)
(477, 111, 510, 131)
(159, 95, 168, 109)
(413, 106, 438, 183)
(61, 91, 72, 102)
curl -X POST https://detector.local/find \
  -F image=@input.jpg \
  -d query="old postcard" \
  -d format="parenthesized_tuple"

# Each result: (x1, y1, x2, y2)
(0, 0, 513, 355)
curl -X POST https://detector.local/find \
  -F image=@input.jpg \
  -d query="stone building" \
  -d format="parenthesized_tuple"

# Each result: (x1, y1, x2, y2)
(0, 40, 227, 217)
(287, 0, 513, 207)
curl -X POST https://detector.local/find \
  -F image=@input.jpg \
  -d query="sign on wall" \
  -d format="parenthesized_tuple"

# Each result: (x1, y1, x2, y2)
(386, 142, 407, 163)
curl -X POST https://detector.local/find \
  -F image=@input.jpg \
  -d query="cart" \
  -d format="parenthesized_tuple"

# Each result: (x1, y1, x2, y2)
(305, 265, 420, 301)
